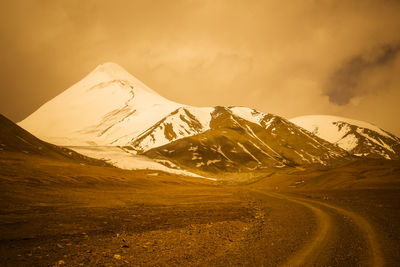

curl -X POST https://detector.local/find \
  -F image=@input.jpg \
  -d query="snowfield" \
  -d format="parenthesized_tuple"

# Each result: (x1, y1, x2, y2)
(68, 146, 216, 180)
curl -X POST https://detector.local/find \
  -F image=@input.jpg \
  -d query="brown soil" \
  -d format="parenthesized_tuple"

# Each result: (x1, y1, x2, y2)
(0, 153, 399, 266)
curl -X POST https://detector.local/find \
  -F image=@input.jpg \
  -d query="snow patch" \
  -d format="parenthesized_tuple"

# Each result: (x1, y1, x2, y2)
(229, 107, 265, 125)
(206, 159, 221, 165)
(68, 146, 203, 178)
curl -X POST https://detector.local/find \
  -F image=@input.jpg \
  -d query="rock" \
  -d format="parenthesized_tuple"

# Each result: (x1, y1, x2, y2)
(114, 254, 122, 260)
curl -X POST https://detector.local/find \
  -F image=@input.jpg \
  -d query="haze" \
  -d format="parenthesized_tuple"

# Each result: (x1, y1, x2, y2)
(1, 0, 399, 135)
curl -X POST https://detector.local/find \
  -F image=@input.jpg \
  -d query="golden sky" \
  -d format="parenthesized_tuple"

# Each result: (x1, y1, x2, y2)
(1, 0, 400, 135)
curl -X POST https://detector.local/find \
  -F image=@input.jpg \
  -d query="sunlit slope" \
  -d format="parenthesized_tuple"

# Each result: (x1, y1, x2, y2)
(18, 63, 182, 146)
(129, 106, 214, 152)
(143, 107, 350, 174)
(290, 115, 400, 159)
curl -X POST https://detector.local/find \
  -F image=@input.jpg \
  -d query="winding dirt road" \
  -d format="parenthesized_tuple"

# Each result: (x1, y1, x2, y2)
(255, 190, 384, 267)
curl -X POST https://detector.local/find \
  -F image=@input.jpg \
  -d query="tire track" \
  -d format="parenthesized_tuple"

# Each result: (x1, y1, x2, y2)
(258, 191, 332, 266)
(253, 190, 384, 267)
(299, 195, 384, 267)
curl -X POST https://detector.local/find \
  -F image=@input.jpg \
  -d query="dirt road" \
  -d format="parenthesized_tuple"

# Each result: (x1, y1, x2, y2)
(255, 190, 384, 267)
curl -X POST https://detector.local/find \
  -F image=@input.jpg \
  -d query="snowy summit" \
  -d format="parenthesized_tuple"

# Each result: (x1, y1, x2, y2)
(19, 62, 183, 146)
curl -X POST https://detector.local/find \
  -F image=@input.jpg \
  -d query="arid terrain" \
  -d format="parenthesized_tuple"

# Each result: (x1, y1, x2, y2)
(1, 152, 399, 266)
(2, 0, 400, 265)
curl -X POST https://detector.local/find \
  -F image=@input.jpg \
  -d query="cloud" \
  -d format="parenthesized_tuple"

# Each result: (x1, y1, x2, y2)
(325, 43, 400, 105)
(1, 0, 400, 135)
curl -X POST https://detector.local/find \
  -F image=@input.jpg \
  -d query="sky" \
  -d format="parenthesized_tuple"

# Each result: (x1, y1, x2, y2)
(1, 0, 400, 135)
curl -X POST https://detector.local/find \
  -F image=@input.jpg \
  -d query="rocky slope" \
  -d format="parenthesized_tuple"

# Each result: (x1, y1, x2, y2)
(142, 107, 350, 174)
(129, 106, 214, 152)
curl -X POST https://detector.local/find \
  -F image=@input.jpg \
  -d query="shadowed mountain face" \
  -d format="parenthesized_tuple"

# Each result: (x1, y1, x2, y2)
(143, 107, 351, 175)
(0, 114, 109, 166)
(290, 115, 400, 160)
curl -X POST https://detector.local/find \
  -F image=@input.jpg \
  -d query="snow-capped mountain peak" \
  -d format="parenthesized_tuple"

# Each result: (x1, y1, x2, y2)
(18, 63, 182, 146)
(82, 62, 158, 95)
(290, 115, 400, 159)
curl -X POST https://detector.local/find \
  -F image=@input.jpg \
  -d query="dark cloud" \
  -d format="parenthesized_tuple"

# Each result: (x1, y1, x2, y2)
(325, 43, 400, 105)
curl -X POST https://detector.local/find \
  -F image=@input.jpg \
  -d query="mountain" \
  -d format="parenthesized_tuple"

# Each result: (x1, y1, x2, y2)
(0, 114, 108, 166)
(19, 62, 182, 146)
(139, 107, 350, 175)
(290, 115, 400, 160)
(128, 106, 214, 152)
(18, 63, 356, 175)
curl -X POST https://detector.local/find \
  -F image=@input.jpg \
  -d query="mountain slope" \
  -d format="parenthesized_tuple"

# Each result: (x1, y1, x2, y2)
(290, 115, 400, 160)
(0, 114, 108, 166)
(18, 63, 182, 146)
(142, 107, 350, 175)
(129, 106, 214, 153)
(19, 62, 400, 176)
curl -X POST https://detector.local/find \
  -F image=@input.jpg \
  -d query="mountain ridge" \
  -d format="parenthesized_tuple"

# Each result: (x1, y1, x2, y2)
(140, 106, 351, 175)
(290, 115, 400, 160)
(15, 62, 400, 177)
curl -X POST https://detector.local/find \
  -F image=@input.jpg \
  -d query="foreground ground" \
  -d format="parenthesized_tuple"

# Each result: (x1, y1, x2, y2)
(0, 153, 399, 266)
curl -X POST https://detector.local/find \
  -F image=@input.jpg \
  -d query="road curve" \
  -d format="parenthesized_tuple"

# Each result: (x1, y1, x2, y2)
(253, 190, 384, 267)
(301, 195, 384, 267)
